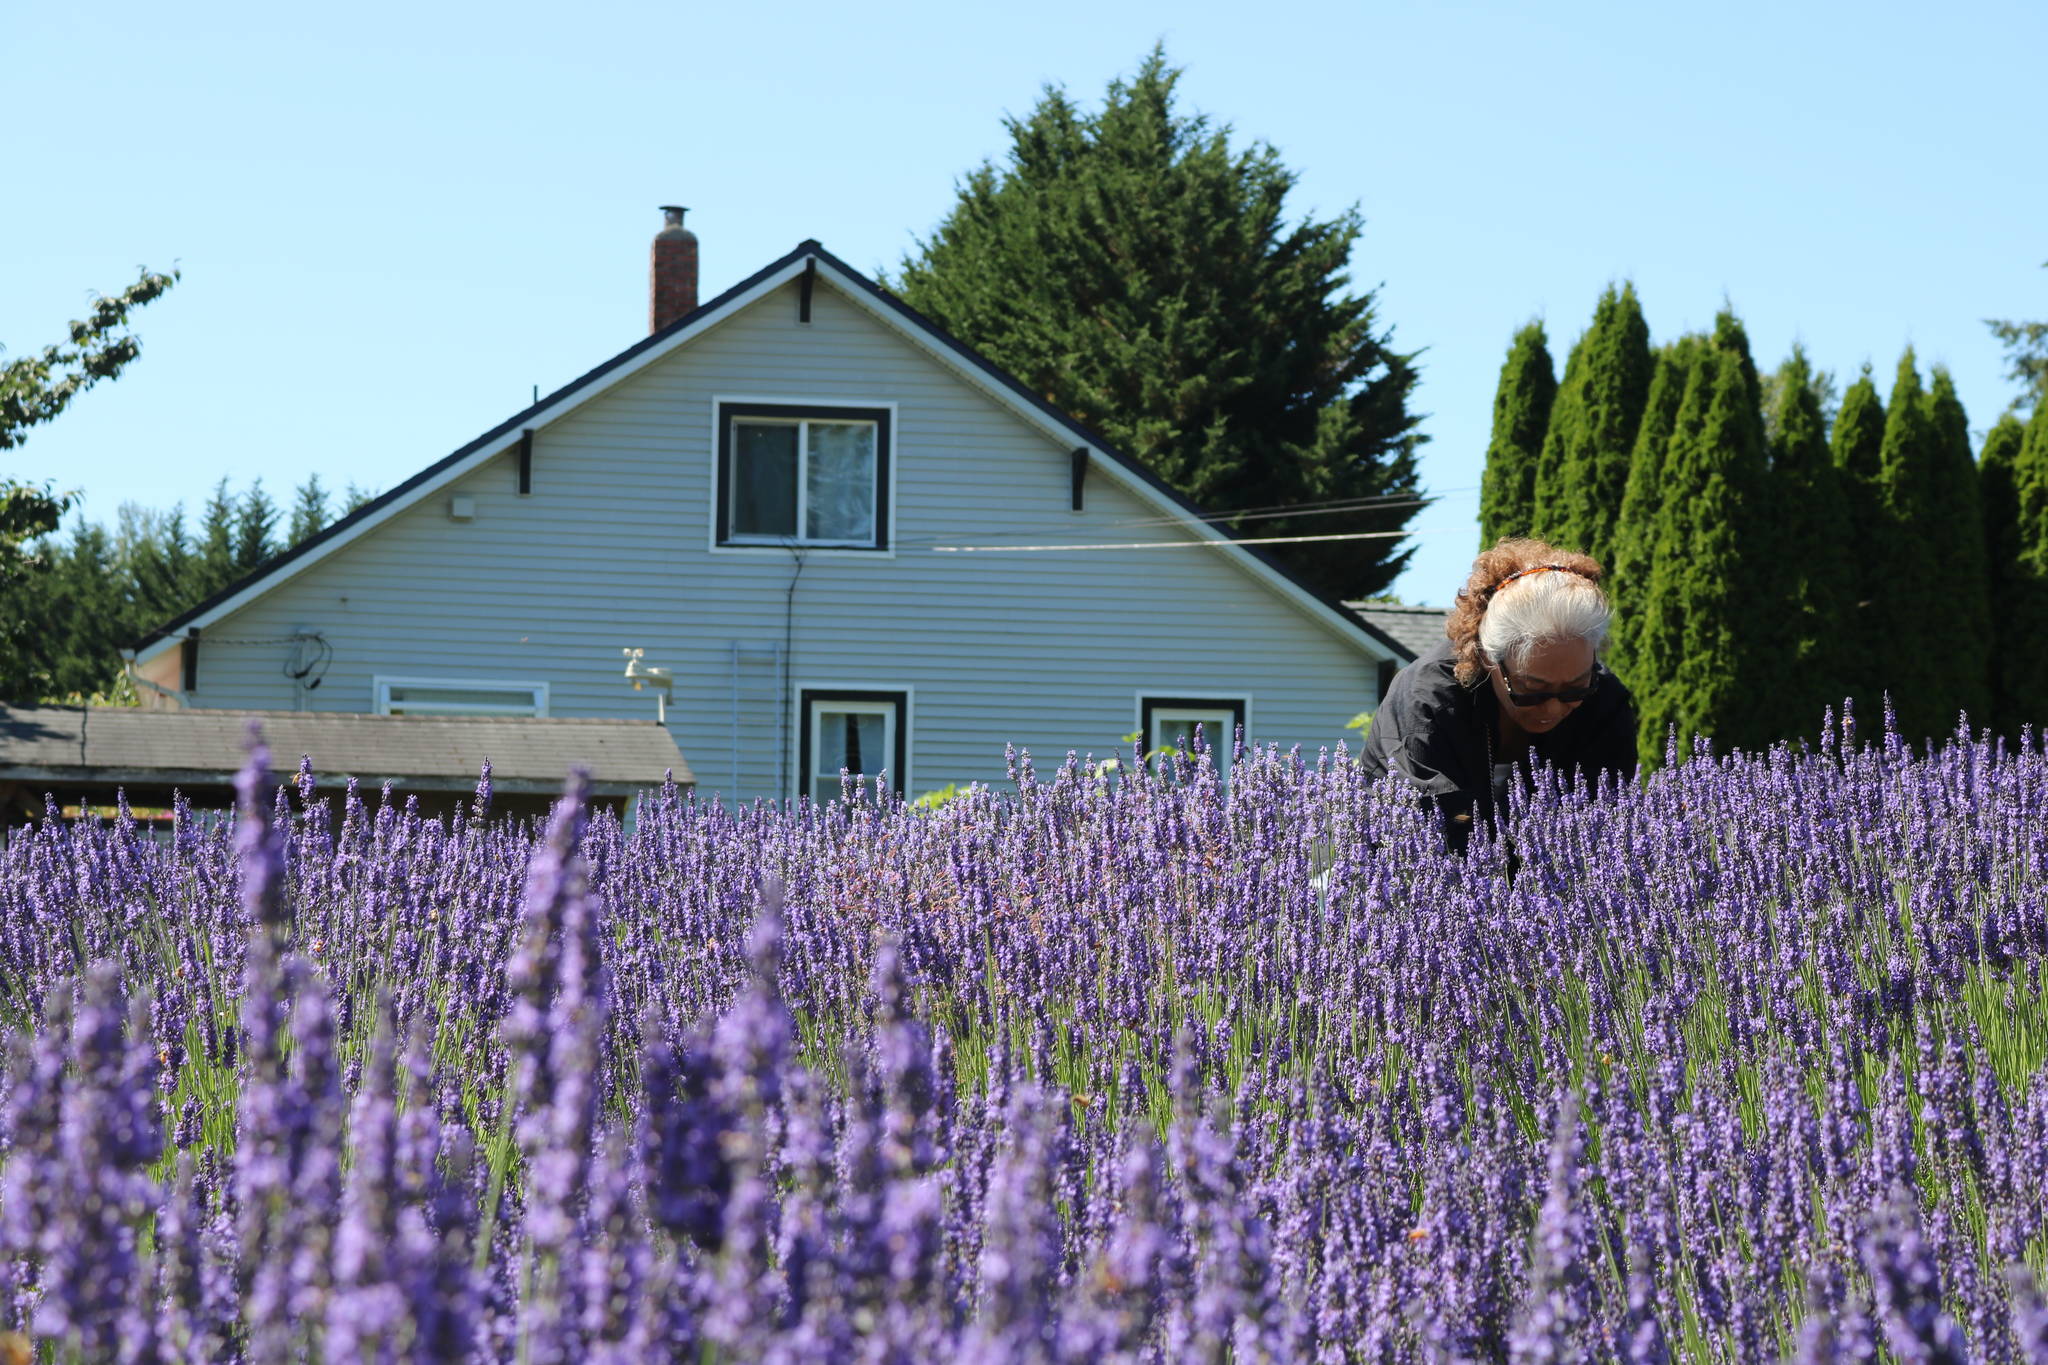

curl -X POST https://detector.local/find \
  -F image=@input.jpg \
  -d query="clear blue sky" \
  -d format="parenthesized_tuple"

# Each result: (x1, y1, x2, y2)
(7, 0, 2043, 606)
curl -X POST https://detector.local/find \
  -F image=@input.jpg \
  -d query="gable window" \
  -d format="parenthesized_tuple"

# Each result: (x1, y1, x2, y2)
(717, 403, 891, 549)
(1140, 695, 1248, 788)
(799, 688, 908, 804)
(375, 677, 549, 718)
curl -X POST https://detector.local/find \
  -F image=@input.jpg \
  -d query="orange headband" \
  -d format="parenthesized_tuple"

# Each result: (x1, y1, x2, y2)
(1494, 563, 1585, 592)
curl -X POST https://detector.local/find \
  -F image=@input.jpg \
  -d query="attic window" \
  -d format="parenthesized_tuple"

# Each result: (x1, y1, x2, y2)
(375, 677, 549, 718)
(716, 403, 891, 550)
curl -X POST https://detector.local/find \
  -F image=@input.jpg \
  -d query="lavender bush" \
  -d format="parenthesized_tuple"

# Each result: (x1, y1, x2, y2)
(0, 713, 2045, 1362)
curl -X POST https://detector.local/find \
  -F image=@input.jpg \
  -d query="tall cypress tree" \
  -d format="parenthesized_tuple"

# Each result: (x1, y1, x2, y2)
(1531, 283, 1653, 564)
(1872, 353, 1950, 742)
(1628, 316, 1774, 764)
(1608, 335, 1704, 690)
(1979, 414, 2047, 735)
(1829, 368, 1887, 726)
(1478, 322, 1557, 547)
(1922, 368, 1993, 730)
(1768, 347, 1855, 735)
(2012, 399, 2048, 733)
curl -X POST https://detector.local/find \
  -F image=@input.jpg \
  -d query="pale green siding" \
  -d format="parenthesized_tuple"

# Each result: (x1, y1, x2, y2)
(185, 277, 1394, 801)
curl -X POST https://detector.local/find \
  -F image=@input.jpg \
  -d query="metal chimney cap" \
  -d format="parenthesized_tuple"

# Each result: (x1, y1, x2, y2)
(658, 205, 690, 229)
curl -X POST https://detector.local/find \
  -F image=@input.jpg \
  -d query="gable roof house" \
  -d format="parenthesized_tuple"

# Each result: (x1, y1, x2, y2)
(112, 210, 1414, 807)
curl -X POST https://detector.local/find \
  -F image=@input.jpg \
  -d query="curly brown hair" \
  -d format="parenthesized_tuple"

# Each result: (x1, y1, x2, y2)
(1444, 538, 1607, 685)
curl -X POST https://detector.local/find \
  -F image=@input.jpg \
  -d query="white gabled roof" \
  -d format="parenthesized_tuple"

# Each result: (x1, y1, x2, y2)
(135, 242, 1410, 668)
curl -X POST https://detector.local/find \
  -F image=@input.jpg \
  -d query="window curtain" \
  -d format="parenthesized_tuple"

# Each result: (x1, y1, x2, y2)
(805, 423, 876, 542)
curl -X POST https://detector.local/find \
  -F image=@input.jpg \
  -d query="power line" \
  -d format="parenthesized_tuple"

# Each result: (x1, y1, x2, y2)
(929, 525, 1473, 554)
(895, 484, 1480, 547)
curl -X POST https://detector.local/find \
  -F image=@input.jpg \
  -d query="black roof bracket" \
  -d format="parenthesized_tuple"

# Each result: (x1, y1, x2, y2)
(799, 257, 818, 323)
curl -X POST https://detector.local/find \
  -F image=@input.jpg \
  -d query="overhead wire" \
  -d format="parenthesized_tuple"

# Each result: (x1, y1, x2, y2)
(929, 525, 1475, 554)
(893, 483, 1480, 548)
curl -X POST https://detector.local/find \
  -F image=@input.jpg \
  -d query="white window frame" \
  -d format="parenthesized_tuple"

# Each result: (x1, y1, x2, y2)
(709, 396, 899, 558)
(794, 684, 913, 803)
(1136, 692, 1251, 786)
(373, 675, 551, 718)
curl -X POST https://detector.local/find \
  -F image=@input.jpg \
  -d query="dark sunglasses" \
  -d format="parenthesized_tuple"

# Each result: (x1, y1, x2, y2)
(1496, 666, 1598, 708)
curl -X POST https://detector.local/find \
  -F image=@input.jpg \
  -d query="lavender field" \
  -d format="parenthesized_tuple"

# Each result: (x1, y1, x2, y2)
(2, 718, 2046, 1363)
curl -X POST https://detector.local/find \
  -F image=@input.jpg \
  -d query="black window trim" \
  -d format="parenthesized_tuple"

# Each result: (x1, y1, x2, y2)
(716, 401, 892, 550)
(1140, 694, 1249, 758)
(798, 688, 910, 802)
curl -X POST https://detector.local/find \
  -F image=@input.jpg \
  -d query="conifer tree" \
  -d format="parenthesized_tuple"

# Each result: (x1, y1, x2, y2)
(1871, 353, 1951, 741)
(893, 47, 1425, 599)
(234, 480, 278, 572)
(2010, 399, 2048, 732)
(1478, 322, 1557, 547)
(1768, 347, 1855, 733)
(1978, 414, 2046, 734)
(197, 479, 237, 598)
(1829, 368, 1887, 723)
(1607, 335, 1704, 689)
(1627, 317, 1772, 764)
(122, 504, 194, 628)
(1530, 283, 1653, 563)
(288, 475, 330, 544)
(1921, 368, 1992, 730)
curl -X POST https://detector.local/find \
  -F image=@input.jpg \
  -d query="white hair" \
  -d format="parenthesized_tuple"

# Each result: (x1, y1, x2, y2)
(1477, 570, 1610, 674)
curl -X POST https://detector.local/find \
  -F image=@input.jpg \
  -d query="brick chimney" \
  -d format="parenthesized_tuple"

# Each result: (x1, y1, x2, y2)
(650, 205, 698, 333)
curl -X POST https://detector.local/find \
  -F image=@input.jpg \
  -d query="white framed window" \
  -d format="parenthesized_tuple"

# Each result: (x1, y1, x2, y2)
(1139, 694, 1248, 788)
(799, 688, 907, 804)
(717, 402, 891, 550)
(374, 676, 549, 718)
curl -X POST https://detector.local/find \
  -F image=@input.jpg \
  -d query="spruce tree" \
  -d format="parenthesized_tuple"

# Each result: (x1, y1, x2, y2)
(1478, 322, 1557, 547)
(288, 475, 330, 544)
(122, 503, 194, 628)
(1768, 347, 1855, 734)
(1978, 414, 2047, 735)
(1628, 316, 1772, 764)
(233, 480, 278, 572)
(1921, 368, 1992, 730)
(1829, 368, 1887, 725)
(197, 479, 237, 598)
(892, 47, 1425, 599)
(1872, 353, 1950, 742)
(1530, 283, 1653, 564)
(1607, 335, 1704, 690)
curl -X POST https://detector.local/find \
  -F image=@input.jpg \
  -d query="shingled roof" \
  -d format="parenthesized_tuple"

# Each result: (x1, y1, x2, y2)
(1342, 603, 1450, 662)
(0, 706, 691, 801)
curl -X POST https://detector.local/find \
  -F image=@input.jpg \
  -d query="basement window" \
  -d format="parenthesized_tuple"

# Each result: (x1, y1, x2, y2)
(375, 677, 549, 718)
(717, 403, 891, 550)
(799, 689, 908, 804)
(1140, 695, 1248, 788)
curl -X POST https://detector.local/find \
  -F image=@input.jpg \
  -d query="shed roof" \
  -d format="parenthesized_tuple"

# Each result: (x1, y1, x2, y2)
(1342, 603, 1450, 662)
(0, 706, 691, 797)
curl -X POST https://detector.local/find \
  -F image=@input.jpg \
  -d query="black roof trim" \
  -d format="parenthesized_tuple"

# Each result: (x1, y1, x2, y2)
(138, 238, 1409, 662)
(134, 242, 819, 651)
